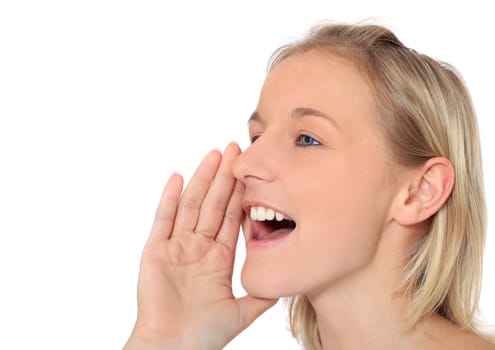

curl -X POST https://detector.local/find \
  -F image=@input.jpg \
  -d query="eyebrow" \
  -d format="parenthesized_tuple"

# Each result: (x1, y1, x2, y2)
(248, 107, 340, 130)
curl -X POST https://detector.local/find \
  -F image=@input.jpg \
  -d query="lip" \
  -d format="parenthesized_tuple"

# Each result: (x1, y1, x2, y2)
(245, 221, 295, 249)
(241, 200, 296, 248)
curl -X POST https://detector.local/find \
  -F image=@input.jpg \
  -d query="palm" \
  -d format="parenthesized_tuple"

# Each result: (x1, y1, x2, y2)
(130, 144, 277, 350)
(159, 233, 236, 303)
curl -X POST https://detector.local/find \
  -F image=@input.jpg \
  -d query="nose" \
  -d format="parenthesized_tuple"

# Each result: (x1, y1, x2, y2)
(232, 136, 277, 185)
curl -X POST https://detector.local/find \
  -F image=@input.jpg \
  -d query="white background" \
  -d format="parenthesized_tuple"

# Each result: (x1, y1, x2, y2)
(0, 1, 494, 349)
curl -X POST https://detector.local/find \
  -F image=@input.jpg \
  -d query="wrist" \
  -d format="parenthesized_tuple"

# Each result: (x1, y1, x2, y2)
(124, 334, 195, 350)
(124, 335, 162, 350)
(124, 323, 196, 350)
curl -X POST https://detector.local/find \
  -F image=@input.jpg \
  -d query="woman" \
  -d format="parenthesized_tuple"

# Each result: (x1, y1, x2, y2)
(124, 23, 494, 349)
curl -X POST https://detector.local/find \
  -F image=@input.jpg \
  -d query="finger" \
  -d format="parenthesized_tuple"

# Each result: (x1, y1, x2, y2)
(172, 149, 222, 236)
(236, 295, 278, 333)
(194, 142, 241, 238)
(148, 172, 183, 243)
(215, 180, 244, 250)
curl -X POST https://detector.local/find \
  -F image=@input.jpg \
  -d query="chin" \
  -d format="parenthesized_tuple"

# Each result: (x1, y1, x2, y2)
(240, 260, 296, 299)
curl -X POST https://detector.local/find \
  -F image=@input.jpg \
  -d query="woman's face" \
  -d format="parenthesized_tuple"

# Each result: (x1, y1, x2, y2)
(232, 50, 397, 299)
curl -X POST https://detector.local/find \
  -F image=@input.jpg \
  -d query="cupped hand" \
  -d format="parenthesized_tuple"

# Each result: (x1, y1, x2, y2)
(125, 142, 277, 350)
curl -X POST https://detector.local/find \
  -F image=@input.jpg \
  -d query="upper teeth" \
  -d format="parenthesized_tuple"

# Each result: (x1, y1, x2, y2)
(250, 206, 287, 221)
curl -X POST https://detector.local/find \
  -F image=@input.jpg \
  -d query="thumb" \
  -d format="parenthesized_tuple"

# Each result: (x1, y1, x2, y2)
(236, 295, 278, 332)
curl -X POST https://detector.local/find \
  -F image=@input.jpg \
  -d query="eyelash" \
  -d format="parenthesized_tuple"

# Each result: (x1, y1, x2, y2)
(250, 134, 321, 146)
(250, 135, 260, 143)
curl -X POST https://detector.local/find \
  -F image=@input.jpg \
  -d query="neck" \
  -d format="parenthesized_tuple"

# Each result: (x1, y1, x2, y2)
(309, 273, 413, 349)
(306, 225, 426, 350)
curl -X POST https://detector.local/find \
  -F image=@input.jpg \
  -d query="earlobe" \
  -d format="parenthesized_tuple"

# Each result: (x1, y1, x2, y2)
(394, 157, 455, 226)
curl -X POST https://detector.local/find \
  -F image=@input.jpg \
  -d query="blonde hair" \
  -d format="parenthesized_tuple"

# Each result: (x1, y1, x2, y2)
(268, 23, 487, 349)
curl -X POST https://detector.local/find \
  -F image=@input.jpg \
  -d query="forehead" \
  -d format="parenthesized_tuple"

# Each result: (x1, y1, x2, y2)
(263, 50, 368, 99)
(257, 50, 374, 118)
(256, 50, 377, 132)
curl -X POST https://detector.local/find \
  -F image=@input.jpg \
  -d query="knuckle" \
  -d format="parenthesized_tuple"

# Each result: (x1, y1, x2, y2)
(154, 208, 175, 223)
(195, 230, 213, 238)
(179, 196, 200, 211)
(223, 208, 241, 223)
(207, 197, 227, 213)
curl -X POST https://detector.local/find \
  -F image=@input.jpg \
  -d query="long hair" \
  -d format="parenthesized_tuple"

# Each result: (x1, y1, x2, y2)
(268, 23, 487, 350)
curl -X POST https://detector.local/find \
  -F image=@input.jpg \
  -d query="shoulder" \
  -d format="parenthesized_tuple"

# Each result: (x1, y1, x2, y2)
(455, 333, 495, 350)
(443, 326, 495, 349)
(421, 314, 495, 349)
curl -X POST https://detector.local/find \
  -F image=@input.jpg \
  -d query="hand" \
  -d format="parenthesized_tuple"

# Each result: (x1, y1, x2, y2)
(125, 142, 278, 350)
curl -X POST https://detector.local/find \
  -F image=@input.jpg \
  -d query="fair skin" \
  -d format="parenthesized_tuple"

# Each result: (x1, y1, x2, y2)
(125, 51, 495, 349)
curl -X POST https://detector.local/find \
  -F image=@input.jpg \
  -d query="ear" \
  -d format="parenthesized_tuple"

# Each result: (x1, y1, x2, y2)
(393, 157, 455, 226)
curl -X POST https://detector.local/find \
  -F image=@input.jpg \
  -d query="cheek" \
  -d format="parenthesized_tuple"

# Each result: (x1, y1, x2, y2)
(241, 153, 392, 298)
(307, 155, 391, 250)
(241, 190, 388, 298)
(289, 182, 387, 293)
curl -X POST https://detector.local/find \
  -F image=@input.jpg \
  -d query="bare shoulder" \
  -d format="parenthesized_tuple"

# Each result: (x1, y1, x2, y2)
(456, 332, 495, 350)
(421, 314, 495, 349)
(436, 329, 495, 350)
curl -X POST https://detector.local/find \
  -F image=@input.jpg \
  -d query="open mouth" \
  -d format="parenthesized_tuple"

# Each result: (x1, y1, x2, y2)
(248, 206, 296, 241)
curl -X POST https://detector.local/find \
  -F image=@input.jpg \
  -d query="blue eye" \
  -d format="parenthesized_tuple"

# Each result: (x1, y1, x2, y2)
(296, 134, 320, 146)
